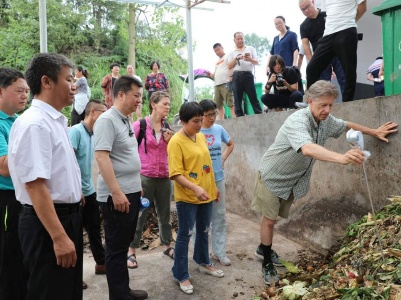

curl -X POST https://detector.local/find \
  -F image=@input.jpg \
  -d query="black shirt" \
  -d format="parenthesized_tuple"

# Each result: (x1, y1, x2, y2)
(270, 67, 298, 97)
(300, 10, 326, 52)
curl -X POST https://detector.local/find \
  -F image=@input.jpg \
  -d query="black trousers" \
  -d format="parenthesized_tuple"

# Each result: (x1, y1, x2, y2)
(0, 190, 27, 300)
(83, 192, 105, 265)
(261, 91, 303, 109)
(71, 107, 85, 126)
(306, 27, 358, 102)
(100, 192, 141, 300)
(19, 204, 83, 300)
(232, 71, 262, 116)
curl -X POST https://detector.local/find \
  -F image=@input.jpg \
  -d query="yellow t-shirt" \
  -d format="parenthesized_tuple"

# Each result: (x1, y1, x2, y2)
(167, 132, 217, 204)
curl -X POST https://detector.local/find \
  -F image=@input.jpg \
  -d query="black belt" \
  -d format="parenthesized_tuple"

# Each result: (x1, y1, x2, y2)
(234, 71, 252, 74)
(22, 202, 81, 216)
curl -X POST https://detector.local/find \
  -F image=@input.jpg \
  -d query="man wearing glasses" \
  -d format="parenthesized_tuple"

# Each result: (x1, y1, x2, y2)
(68, 100, 107, 289)
(94, 76, 148, 300)
(305, 0, 366, 102)
(0, 68, 29, 300)
(298, 0, 345, 104)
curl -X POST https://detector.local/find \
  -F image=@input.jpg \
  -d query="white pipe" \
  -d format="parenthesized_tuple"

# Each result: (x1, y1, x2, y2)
(39, 0, 48, 52)
(186, 0, 195, 101)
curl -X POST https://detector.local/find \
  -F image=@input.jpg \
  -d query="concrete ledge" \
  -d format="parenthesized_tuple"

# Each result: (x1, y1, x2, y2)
(219, 95, 401, 252)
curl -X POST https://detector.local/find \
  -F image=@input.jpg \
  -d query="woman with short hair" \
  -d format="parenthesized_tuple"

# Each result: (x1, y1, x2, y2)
(168, 102, 223, 295)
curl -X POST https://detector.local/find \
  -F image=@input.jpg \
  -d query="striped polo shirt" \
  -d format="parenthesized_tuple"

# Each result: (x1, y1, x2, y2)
(258, 107, 347, 200)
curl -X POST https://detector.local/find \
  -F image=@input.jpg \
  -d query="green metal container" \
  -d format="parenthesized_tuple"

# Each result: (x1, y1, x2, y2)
(223, 82, 264, 117)
(373, 0, 401, 96)
(243, 82, 263, 115)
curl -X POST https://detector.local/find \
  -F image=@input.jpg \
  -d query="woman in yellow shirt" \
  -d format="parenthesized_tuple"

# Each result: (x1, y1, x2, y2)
(167, 102, 223, 295)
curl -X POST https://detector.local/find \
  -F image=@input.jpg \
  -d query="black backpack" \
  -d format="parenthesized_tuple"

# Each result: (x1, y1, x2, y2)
(136, 119, 171, 153)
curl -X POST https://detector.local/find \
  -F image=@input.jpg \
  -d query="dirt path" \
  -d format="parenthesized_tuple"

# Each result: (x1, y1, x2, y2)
(83, 208, 304, 300)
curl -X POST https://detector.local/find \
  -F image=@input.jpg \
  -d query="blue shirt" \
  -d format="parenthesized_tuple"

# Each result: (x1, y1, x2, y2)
(0, 110, 17, 190)
(68, 122, 95, 196)
(201, 124, 230, 182)
(270, 30, 299, 66)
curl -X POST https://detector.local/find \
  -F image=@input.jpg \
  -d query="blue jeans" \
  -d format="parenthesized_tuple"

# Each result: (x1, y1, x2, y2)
(211, 179, 227, 258)
(172, 201, 212, 282)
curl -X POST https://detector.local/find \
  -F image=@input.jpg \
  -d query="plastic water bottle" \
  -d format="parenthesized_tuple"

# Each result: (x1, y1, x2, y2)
(139, 197, 150, 212)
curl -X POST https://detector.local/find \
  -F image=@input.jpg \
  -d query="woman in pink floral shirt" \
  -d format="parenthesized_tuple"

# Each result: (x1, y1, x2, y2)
(145, 61, 169, 101)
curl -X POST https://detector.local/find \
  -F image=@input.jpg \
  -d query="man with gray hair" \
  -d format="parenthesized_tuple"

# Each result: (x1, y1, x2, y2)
(252, 80, 397, 285)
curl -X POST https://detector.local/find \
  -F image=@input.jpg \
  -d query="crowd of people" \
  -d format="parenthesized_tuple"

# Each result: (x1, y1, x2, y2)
(0, 50, 236, 299)
(0, 0, 396, 299)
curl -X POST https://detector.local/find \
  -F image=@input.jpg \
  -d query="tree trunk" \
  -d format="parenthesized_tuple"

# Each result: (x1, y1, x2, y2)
(128, 3, 136, 71)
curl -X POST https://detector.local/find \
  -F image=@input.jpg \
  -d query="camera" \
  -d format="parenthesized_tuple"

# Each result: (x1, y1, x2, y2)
(276, 73, 284, 87)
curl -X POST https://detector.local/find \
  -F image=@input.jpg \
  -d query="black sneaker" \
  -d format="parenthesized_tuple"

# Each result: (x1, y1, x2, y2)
(262, 263, 279, 285)
(129, 289, 148, 300)
(255, 245, 283, 267)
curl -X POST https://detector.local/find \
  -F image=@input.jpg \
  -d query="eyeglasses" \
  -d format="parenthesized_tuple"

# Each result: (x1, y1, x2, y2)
(204, 111, 217, 118)
(94, 109, 107, 113)
(301, 2, 312, 11)
(121, 118, 134, 137)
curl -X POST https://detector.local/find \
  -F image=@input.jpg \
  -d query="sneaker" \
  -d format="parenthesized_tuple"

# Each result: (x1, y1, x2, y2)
(295, 102, 308, 108)
(211, 254, 231, 266)
(262, 263, 279, 285)
(255, 245, 283, 267)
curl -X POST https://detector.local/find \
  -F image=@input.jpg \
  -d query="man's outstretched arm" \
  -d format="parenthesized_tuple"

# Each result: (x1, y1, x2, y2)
(301, 143, 365, 165)
(346, 121, 397, 143)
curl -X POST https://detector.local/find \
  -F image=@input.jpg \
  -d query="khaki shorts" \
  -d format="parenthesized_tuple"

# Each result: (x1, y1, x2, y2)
(214, 84, 234, 108)
(251, 172, 294, 220)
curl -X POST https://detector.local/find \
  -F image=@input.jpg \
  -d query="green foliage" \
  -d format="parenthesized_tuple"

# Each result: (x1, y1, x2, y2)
(338, 287, 389, 299)
(0, 1, 188, 120)
(195, 86, 214, 102)
(245, 33, 271, 59)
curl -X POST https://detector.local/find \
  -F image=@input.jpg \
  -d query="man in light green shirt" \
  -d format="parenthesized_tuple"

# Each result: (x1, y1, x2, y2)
(252, 80, 397, 285)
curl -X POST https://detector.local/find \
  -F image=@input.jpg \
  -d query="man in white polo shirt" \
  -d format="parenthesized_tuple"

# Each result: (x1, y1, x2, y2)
(8, 53, 83, 300)
(227, 32, 263, 117)
(306, 0, 366, 101)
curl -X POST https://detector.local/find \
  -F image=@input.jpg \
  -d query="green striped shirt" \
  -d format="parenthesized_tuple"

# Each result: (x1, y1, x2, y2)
(258, 107, 347, 200)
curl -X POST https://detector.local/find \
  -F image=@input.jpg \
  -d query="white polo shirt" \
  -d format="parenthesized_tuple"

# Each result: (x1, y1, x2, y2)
(8, 99, 82, 205)
(322, 0, 365, 36)
(214, 54, 230, 86)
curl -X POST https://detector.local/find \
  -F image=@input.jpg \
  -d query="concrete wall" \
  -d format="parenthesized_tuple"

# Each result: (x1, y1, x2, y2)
(219, 95, 401, 252)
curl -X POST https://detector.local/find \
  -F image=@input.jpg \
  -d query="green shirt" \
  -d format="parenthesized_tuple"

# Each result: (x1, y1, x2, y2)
(258, 107, 347, 200)
(0, 110, 18, 190)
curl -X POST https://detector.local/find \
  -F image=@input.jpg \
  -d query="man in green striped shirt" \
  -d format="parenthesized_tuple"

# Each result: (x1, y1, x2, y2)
(252, 80, 397, 285)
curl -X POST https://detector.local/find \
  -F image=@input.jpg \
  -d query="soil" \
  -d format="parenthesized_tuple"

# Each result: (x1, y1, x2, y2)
(82, 202, 304, 300)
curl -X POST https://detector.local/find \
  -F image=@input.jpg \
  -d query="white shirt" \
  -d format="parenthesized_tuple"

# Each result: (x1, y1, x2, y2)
(227, 46, 258, 72)
(8, 99, 82, 205)
(214, 54, 230, 86)
(322, 0, 364, 36)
